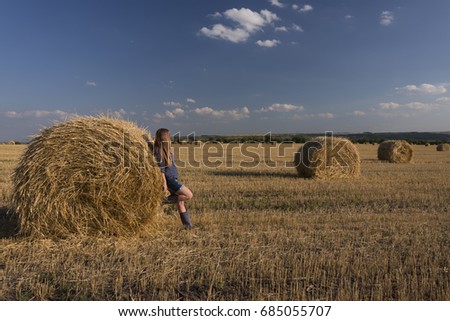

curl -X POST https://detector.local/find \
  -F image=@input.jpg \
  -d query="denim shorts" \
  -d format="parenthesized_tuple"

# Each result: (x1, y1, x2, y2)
(166, 176, 183, 194)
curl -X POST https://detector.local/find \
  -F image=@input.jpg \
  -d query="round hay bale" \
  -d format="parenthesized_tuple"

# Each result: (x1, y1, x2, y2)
(377, 140, 413, 163)
(7, 140, 16, 145)
(10, 117, 163, 237)
(436, 143, 450, 151)
(294, 137, 360, 179)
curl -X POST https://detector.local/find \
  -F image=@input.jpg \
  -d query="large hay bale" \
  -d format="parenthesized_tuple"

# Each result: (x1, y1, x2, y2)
(10, 117, 163, 237)
(377, 140, 413, 163)
(294, 137, 360, 179)
(436, 143, 450, 151)
(7, 141, 16, 145)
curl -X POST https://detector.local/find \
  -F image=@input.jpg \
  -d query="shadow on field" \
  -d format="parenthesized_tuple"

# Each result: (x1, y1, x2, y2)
(0, 206, 19, 238)
(210, 170, 296, 179)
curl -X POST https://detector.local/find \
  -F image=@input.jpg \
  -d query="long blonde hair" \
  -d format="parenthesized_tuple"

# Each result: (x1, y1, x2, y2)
(154, 128, 172, 167)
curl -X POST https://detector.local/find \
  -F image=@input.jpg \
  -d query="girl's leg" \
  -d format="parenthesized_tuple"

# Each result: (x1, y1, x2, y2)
(177, 200, 186, 214)
(176, 186, 193, 228)
(175, 185, 193, 202)
(163, 186, 192, 205)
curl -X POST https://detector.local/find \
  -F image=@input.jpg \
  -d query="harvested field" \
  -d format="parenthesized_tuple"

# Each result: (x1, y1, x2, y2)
(0, 143, 449, 300)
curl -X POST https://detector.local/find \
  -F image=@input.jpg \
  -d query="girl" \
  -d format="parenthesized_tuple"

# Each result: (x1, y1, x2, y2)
(153, 128, 193, 228)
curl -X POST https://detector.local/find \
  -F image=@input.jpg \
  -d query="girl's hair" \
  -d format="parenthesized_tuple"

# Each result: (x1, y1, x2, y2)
(154, 128, 172, 167)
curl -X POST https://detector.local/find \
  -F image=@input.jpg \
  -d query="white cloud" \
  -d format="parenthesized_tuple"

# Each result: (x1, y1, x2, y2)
(297, 112, 336, 119)
(298, 5, 313, 13)
(208, 12, 222, 19)
(436, 97, 450, 103)
(275, 26, 288, 32)
(94, 108, 127, 119)
(194, 106, 250, 120)
(255, 39, 280, 47)
(259, 9, 279, 24)
(257, 103, 305, 113)
(317, 112, 335, 119)
(2, 109, 77, 120)
(291, 24, 303, 32)
(153, 113, 164, 122)
(345, 15, 353, 20)
(4, 111, 20, 118)
(380, 11, 394, 26)
(396, 83, 447, 95)
(407, 102, 435, 111)
(200, 8, 278, 43)
(269, 0, 285, 8)
(224, 8, 278, 32)
(291, 4, 314, 13)
(378, 101, 436, 113)
(375, 101, 439, 118)
(161, 107, 186, 120)
(228, 106, 250, 120)
(352, 110, 366, 116)
(109, 108, 127, 118)
(379, 102, 400, 110)
(199, 24, 250, 43)
(163, 101, 183, 108)
(165, 111, 175, 119)
(172, 107, 185, 116)
(186, 98, 196, 104)
(194, 107, 222, 117)
(86, 81, 97, 87)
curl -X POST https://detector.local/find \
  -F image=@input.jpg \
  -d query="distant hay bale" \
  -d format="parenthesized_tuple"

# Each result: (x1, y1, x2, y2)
(437, 143, 450, 151)
(10, 117, 163, 238)
(7, 141, 16, 145)
(377, 140, 413, 163)
(294, 137, 360, 179)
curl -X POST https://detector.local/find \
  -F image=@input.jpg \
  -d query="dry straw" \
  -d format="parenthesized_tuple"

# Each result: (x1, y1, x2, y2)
(377, 140, 413, 163)
(10, 117, 163, 238)
(294, 137, 360, 179)
(436, 143, 450, 151)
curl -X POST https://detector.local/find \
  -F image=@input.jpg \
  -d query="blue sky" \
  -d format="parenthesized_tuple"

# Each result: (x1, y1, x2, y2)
(1, 0, 450, 141)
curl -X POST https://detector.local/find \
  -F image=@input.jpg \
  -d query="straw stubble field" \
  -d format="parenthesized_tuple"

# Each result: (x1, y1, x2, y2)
(0, 143, 449, 300)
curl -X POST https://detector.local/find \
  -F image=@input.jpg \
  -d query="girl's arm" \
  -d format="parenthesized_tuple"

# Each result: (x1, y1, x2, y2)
(161, 173, 168, 193)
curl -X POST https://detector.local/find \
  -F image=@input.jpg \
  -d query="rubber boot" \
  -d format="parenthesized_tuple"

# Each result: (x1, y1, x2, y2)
(179, 211, 192, 229)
